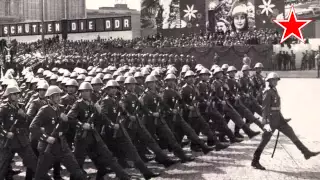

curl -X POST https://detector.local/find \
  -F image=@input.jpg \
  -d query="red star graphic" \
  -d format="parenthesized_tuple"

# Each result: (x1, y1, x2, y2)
(273, 6, 312, 44)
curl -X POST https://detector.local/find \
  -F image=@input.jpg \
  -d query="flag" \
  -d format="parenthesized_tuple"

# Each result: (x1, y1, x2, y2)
(180, 0, 206, 33)
(255, 0, 285, 29)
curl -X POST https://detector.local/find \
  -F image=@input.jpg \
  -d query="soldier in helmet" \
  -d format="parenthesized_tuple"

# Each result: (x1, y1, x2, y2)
(100, 80, 160, 180)
(0, 85, 51, 180)
(29, 86, 86, 180)
(251, 72, 320, 170)
(134, 72, 145, 97)
(140, 75, 195, 163)
(162, 73, 215, 154)
(251, 63, 265, 105)
(120, 76, 179, 167)
(181, 70, 229, 150)
(90, 77, 103, 104)
(197, 68, 243, 144)
(61, 79, 79, 149)
(212, 67, 261, 139)
(67, 82, 130, 180)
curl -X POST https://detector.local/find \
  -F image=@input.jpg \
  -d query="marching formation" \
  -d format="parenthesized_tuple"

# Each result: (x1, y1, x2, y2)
(0, 61, 318, 180)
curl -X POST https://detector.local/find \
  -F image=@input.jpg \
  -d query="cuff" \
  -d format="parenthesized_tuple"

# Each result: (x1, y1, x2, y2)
(75, 121, 83, 128)
(40, 133, 48, 142)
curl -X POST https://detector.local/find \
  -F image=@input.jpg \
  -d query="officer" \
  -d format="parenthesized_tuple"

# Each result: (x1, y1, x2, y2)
(29, 86, 87, 180)
(61, 79, 79, 149)
(121, 76, 179, 167)
(251, 72, 320, 170)
(162, 73, 215, 153)
(181, 70, 229, 150)
(100, 80, 160, 180)
(212, 67, 260, 139)
(141, 75, 194, 162)
(251, 63, 265, 105)
(0, 84, 50, 180)
(67, 82, 130, 180)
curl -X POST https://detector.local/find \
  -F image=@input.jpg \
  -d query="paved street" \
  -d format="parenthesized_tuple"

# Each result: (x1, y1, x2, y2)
(11, 78, 320, 180)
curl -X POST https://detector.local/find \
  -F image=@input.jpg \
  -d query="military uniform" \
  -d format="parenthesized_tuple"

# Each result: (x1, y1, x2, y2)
(100, 94, 159, 179)
(141, 88, 193, 162)
(0, 102, 50, 180)
(29, 104, 86, 180)
(251, 73, 265, 105)
(67, 99, 130, 180)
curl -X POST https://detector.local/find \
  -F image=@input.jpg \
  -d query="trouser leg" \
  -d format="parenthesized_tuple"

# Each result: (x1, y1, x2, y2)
(0, 148, 14, 180)
(60, 149, 87, 180)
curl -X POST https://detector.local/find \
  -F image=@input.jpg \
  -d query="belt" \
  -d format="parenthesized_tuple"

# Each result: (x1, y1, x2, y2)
(271, 107, 281, 111)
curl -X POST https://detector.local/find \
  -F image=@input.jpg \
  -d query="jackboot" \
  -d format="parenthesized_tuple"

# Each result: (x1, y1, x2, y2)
(251, 149, 266, 170)
(53, 162, 64, 180)
(242, 124, 260, 139)
(293, 140, 320, 160)
(234, 126, 244, 138)
(224, 128, 243, 143)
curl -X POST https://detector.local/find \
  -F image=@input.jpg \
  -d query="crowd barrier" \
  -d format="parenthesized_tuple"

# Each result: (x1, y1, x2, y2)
(107, 45, 274, 70)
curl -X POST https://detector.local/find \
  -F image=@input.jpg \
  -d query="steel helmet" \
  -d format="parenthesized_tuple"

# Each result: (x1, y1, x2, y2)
(150, 70, 160, 76)
(241, 65, 251, 71)
(102, 68, 109, 73)
(70, 72, 78, 78)
(195, 64, 203, 70)
(115, 75, 125, 82)
(145, 75, 157, 83)
(45, 85, 63, 97)
(141, 69, 150, 76)
(63, 71, 71, 77)
(37, 83, 49, 90)
(199, 68, 210, 75)
(91, 77, 103, 85)
(79, 69, 87, 75)
(103, 74, 113, 81)
(84, 76, 93, 82)
(184, 70, 195, 78)
(87, 66, 93, 71)
(254, 62, 264, 69)
(227, 66, 237, 72)
(78, 82, 93, 91)
(181, 66, 190, 73)
(95, 68, 102, 73)
(221, 64, 229, 69)
(50, 74, 58, 80)
(124, 72, 133, 78)
(164, 73, 177, 81)
(106, 80, 120, 88)
(52, 67, 58, 72)
(113, 71, 122, 78)
(88, 70, 96, 77)
(210, 65, 219, 71)
(76, 74, 86, 80)
(213, 67, 223, 75)
(3, 85, 21, 97)
(2, 79, 18, 86)
(96, 73, 104, 79)
(61, 77, 70, 85)
(134, 72, 143, 78)
(169, 66, 177, 72)
(66, 79, 79, 87)
(57, 76, 64, 82)
(45, 71, 53, 78)
(166, 69, 176, 75)
(124, 76, 137, 84)
(265, 72, 280, 81)
(108, 66, 117, 71)
(37, 68, 44, 74)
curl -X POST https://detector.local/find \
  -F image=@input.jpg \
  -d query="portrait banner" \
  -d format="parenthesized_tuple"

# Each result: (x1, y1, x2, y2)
(207, 0, 255, 33)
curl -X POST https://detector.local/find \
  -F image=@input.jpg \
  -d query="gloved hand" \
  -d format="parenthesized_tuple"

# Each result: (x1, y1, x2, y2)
(263, 124, 272, 132)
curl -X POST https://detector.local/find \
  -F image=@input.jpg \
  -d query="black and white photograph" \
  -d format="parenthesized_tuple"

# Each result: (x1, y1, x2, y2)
(0, 0, 319, 180)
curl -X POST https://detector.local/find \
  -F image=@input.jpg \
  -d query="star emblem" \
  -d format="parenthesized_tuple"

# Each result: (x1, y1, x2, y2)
(258, 0, 275, 16)
(183, 5, 198, 21)
(273, 6, 312, 44)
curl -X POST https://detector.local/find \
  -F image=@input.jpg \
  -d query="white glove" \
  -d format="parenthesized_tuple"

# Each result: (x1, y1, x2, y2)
(6, 132, 14, 139)
(60, 113, 68, 122)
(46, 136, 56, 144)
(263, 124, 272, 132)
(82, 123, 91, 130)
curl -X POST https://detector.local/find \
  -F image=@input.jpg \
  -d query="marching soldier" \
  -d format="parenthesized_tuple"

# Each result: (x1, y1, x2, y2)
(212, 67, 261, 139)
(60, 79, 79, 149)
(0, 84, 50, 180)
(67, 82, 131, 180)
(140, 75, 195, 162)
(121, 76, 179, 167)
(181, 70, 229, 150)
(251, 63, 265, 105)
(90, 77, 103, 104)
(251, 73, 320, 170)
(29, 86, 87, 180)
(162, 73, 215, 153)
(100, 80, 160, 180)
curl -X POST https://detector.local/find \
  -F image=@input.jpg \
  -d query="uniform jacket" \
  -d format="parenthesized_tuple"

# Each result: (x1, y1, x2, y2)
(0, 102, 29, 148)
(60, 93, 78, 113)
(26, 97, 47, 125)
(262, 87, 286, 130)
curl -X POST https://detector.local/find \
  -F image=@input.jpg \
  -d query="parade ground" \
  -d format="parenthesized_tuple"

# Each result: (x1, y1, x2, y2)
(11, 78, 320, 180)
